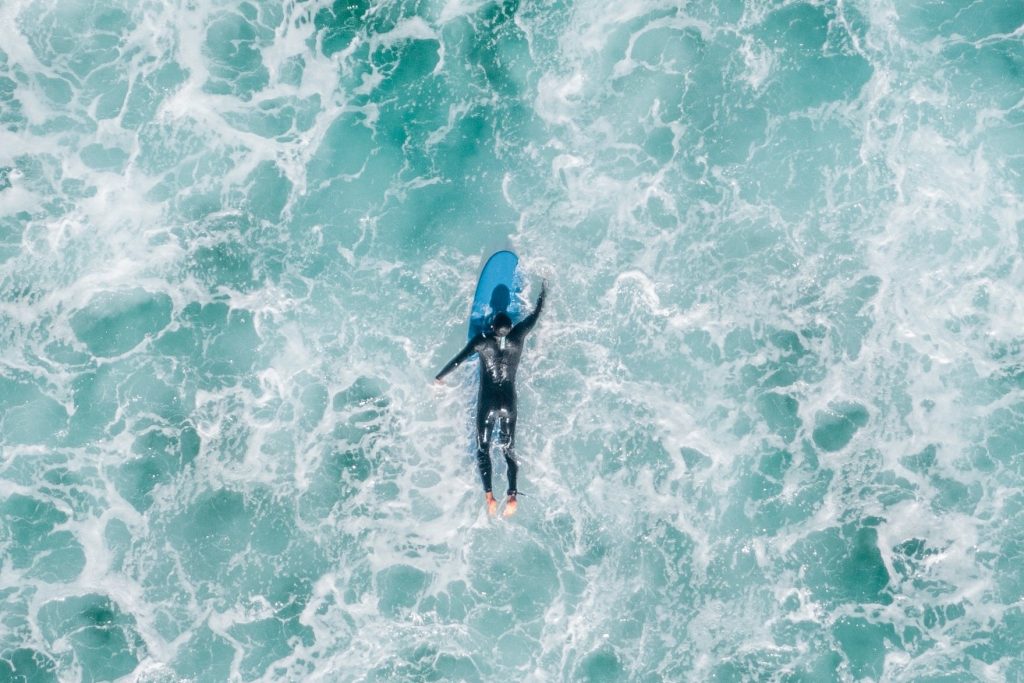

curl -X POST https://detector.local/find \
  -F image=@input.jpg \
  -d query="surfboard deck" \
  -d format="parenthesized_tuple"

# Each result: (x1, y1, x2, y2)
(468, 250, 522, 339)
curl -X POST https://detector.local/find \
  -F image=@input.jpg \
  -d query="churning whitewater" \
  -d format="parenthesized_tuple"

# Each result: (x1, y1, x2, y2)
(1, 0, 1023, 680)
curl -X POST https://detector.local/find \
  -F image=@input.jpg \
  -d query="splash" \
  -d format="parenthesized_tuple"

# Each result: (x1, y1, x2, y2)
(1, 0, 1022, 679)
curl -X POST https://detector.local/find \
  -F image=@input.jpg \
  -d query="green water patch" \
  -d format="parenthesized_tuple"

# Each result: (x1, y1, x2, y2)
(70, 288, 173, 357)
(171, 626, 235, 681)
(833, 617, 899, 680)
(307, 111, 374, 180)
(83, 64, 128, 120)
(160, 302, 261, 390)
(590, 421, 672, 481)
(67, 361, 127, 444)
(681, 446, 712, 471)
(860, 469, 916, 509)
(753, 2, 872, 113)
(710, 648, 801, 681)
(633, 24, 705, 74)
(301, 3, 531, 256)
(928, 475, 981, 515)
(721, 448, 820, 536)
(729, 326, 821, 393)
(245, 161, 293, 223)
(812, 401, 868, 452)
(222, 95, 320, 139)
(332, 374, 390, 415)
(371, 115, 519, 255)
(984, 406, 1024, 465)
(745, 115, 864, 219)
(890, 537, 950, 594)
(35, 74, 72, 106)
(301, 89, 521, 259)
(900, 444, 937, 474)
(295, 378, 328, 431)
(668, 36, 739, 144)
(704, 103, 768, 167)
(298, 447, 373, 523)
(461, 0, 532, 98)
(790, 522, 891, 607)
(114, 425, 199, 512)
(0, 69, 25, 131)
(779, 650, 844, 681)
(372, 38, 440, 95)
(0, 376, 67, 446)
(1, 450, 101, 509)
(203, 9, 272, 100)
(169, 488, 258, 580)
(0, 494, 84, 583)
(79, 143, 128, 172)
(432, 0, 532, 104)
(992, 494, 1024, 602)
(366, 645, 483, 682)
(103, 518, 131, 573)
(898, 0, 1024, 42)
(313, 0, 370, 57)
(163, 486, 328, 615)
(134, 118, 205, 177)
(229, 616, 315, 681)
(757, 392, 801, 442)
(36, 594, 145, 683)
(17, 3, 133, 80)
(826, 275, 882, 361)
(420, 580, 472, 624)
(376, 564, 428, 616)
(574, 647, 623, 682)
(683, 329, 723, 366)
(297, 377, 390, 521)
(122, 61, 188, 130)
(635, 521, 696, 594)
(192, 241, 261, 293)
(0, 648, 58, 683)
(0, 587, 30, 654)
(202, 306, 261, 384)
(467, 536, 558, 623)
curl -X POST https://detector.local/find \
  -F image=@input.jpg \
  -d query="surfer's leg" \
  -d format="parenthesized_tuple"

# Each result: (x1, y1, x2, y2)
(500, 413, 519, 517)
(476, 409, 498, 515)
(499, 414, 518, 494)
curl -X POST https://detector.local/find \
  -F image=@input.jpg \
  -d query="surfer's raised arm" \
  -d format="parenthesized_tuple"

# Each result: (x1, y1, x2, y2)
(514, 281, 547, 336)
(435, 335, 482, 383)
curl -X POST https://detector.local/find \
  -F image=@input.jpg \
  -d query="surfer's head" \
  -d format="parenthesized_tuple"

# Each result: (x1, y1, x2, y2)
(491, 313, 512, 337)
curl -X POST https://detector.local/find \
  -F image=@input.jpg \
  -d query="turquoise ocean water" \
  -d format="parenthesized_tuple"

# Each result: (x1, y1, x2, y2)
(1, 0, 1023, 680)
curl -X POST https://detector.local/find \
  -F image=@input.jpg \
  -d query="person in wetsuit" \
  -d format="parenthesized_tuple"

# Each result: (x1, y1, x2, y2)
(435, 282, 547, 516)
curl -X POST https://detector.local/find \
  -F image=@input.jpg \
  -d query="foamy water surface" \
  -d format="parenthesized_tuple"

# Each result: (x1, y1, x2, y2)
(1, 0, 1023, 680)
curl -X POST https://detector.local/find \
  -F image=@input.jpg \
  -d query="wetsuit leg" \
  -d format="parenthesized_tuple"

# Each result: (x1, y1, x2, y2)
(499, 413, 518, 495)
(475, 408, 495, 493)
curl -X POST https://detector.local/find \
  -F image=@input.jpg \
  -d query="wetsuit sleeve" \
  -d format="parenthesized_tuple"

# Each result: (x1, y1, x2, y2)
(514, 283, 546, 336)
(435, 336, 481, 381)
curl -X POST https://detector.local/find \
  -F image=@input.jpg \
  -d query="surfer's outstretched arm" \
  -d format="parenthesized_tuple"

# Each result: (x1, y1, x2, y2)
(435, 335, 482, 382)
(514, 281, 547, 337)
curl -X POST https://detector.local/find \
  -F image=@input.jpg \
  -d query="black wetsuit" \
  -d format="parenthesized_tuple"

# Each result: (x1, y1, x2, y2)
(435, 287, 546, 496)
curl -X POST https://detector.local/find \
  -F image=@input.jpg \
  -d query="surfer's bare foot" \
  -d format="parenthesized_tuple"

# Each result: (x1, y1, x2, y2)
(502, 494, 518, 517)
(485, 492, 498, 516)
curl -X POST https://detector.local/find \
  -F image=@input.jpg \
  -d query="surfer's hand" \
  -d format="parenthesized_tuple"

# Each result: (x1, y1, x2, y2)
(434, 378, 443, 385)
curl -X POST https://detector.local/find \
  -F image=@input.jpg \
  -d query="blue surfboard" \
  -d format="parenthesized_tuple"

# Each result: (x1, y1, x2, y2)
(468, 251, 522, 340)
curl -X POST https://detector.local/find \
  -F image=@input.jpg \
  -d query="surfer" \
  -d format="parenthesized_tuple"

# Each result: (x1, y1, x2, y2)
(435, 282, 547, 516)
